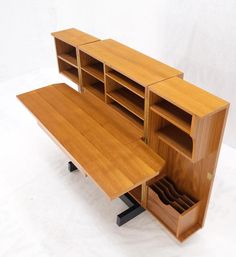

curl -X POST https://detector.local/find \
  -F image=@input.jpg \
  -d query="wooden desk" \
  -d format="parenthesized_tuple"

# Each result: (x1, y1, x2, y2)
(17, 83, 165, 200)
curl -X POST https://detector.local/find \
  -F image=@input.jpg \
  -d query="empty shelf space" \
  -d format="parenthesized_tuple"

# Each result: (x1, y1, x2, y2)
(157, 124, 193, 159)
(82, 63, 104, 82)
(108, 101, 144, 130)
(150, 100, 192, 134)
(129, 185, 142, 204)
(58, 53, 77, 68)
(107, 88, 144, 120)
(106, 70, 145, 98)
(85, 81, 105, 101)
(61, 68, 79, 85)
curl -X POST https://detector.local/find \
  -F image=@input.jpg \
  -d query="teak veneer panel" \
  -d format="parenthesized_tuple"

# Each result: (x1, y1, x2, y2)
(149, 77, 229, 118)
(17, 83, 165, 200)
(51, 28, 99, 47)
(79, 39, 183, 86)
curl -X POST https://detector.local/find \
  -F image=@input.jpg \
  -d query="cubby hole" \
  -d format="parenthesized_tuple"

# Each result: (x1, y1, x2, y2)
(81, 70, 104, 101)
(107, 96, 144, 130)
(150, 95, 192, 135)
(58, 59, 79, 85)
(80, 51, 104, 82)
(149, 111, 193, 160)
(106, 69, 145, 99)
(55, 39, 77, 68)
(106, 76, 144, 120)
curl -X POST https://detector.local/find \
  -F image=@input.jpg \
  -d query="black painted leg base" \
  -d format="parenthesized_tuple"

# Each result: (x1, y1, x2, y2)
(68, 161, 78, 172)
(117, 193, 145, 226)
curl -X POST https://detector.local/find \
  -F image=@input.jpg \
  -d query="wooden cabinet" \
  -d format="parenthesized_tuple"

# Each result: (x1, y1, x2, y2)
(147, 77, 229, 240)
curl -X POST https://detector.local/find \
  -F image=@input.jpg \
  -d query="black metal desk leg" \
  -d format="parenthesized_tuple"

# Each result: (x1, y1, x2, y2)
(117, 193, 145, 226)
(68, 161, 78, 172)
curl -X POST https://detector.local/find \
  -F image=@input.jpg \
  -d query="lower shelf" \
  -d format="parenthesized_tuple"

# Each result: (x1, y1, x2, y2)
(61, 68, 79, 85)
(85, 81, 105, 101)
(147, 176, 200, 239)
(108, 101, 144, 131)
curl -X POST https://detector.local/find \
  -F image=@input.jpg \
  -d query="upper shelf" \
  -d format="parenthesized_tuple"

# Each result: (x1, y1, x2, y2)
(107, 88, 144, 120)
(79, 39, 183, 86)
(149, 77, 229, 118)
(106, 70, 145, 98)
(58, 53, 77, 68)
(150, 100, 192, 134)
(82, 63, 104, 82)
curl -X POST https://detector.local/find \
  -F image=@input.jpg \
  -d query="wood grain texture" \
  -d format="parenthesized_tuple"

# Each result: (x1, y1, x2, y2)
(79, 39, 183, 87)
(149, 77, 229, 118)
(17, 83, 165, 200)
(147, 78, 229, 240)
(51, 28, 99, 47)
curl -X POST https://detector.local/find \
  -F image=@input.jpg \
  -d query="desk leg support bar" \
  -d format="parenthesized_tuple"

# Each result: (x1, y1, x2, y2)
(117, 193, 145, 226)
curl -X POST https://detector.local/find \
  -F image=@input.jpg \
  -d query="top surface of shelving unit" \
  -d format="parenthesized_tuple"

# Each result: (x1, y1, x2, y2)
(51, 28, 99, 47)
(79, 39, 183, 87)
(17, 83, 165, 200)
(149, 77, 229, 117)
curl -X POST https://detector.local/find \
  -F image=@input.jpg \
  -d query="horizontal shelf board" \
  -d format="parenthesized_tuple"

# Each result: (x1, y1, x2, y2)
(82, 63, 104, 82)
(106, 70, 145, 98)
(58, 53, 78, 68)
(150, 101, 192, 134)
(108, 101, 144, 131)
(107, 88, 144, 120)
(61, 69, 79, 85)
(157, 124, 192, 159)
(85, 82, 104, 101)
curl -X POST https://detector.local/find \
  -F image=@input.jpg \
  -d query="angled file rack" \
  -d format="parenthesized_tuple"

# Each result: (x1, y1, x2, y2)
(17, 28, 229, 242)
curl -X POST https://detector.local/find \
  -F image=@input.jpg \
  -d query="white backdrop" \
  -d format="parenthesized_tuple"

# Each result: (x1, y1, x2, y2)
(1, 0, 236, 148)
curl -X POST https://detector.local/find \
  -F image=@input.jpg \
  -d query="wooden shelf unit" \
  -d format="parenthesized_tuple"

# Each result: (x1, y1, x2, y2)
(78, 39, 183, 135)
(81, 70, 105, 101)
(50, 29, 230, 242)
(80, 50, 105, 100)
(147, 77, 229, 240)
(52, 28, 99, 87)
(58, 59, 79, 85)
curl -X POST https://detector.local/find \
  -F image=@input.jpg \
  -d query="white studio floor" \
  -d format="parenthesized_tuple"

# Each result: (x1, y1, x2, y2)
(0, 69, 236, 257)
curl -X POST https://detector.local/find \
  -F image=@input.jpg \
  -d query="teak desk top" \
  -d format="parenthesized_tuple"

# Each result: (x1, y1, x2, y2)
(51, 28, 99, 47)
(17, 83, 165, 199)
(79, 39, 183, 86)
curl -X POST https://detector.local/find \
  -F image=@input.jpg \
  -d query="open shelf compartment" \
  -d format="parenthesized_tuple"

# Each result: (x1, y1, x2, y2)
(80, 51, 104, 82)
(106, 69, 145, 98)
(55, 38, 78, 68)
(147, 176, 200, 239)
(149, 109, 193, 160)
(81, 70, 105, 101)
(106, 76, 144, 120)
(107, 100, 144, 130)
(150, 97, 192, 135)
(58, 58, 79, 85)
